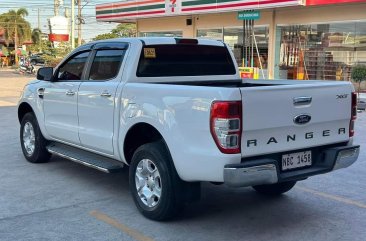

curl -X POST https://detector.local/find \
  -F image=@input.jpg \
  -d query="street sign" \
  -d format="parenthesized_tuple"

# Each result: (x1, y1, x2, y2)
(237, 11, 260, 20)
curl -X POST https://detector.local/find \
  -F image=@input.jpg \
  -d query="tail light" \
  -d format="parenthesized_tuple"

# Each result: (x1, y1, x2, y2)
(210, 101, 242, 154)
(350, 92, 357, 137)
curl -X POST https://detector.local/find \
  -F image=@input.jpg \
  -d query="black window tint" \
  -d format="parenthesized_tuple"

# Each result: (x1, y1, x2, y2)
(88, 50, 125, 81)
(57, 51, 90, 81)
(137, 44, 236, 77)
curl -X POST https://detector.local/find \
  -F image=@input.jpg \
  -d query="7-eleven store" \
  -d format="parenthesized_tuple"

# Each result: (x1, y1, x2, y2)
(96, 0, 366, 81)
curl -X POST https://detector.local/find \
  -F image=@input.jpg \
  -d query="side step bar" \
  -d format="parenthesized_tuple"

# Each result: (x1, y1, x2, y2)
(46, 143, 124, 173)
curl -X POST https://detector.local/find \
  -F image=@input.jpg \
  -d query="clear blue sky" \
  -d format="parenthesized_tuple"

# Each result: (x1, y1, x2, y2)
(0, 0, 120, 41)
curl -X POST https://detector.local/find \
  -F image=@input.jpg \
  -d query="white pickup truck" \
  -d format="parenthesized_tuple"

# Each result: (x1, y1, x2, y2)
(18, 37, 360, 220)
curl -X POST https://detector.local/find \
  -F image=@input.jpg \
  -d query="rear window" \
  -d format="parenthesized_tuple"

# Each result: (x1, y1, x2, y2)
(137, 44, 236, 77)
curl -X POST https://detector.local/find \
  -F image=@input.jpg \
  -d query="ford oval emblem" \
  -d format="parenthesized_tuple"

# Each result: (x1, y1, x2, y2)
(294, 114, 311, 125)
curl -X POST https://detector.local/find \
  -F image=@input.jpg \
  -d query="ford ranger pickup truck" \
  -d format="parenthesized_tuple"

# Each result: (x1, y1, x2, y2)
(18, 37, 360, 220)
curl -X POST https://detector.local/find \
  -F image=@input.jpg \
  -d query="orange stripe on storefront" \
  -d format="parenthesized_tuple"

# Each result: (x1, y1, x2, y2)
(96, 0, 165, 10)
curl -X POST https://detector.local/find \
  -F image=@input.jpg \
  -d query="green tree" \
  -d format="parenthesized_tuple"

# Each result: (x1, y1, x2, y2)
(111, 23, 136, 37)
(92, 23, 136, 41)
(351, 65, 366, 98)
(31, 28, 42, 47)
(0, 8, 31, 65)
(92, 32, 119, 41)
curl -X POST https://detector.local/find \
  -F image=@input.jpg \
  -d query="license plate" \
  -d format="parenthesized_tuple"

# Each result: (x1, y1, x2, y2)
(282, 151, 312, 171)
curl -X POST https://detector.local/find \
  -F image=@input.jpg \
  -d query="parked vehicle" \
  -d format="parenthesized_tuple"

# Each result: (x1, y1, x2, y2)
(18, 38, 360, 220)
(29, 54, 45, 65)
(18, 58, 35, 75)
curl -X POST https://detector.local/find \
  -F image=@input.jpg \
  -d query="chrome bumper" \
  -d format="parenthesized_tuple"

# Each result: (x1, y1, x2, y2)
(332, 146, 360, 170)
(224, 145, 360, 188)
(224, 162, 278, 187)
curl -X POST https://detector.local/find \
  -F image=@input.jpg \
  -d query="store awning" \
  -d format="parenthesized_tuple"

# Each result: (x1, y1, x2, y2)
(96, 0, 303, 22)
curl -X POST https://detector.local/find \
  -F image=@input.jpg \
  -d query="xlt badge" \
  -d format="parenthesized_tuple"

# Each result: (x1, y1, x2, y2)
(336, 94, 348, 99)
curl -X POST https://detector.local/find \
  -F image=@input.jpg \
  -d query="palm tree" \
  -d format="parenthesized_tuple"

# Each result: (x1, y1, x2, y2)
(31, 28, 42, 52)
(0, 8, 31, 65)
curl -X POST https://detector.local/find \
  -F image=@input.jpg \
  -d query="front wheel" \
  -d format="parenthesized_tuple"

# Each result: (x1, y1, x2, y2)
(20, 112, 51, 163)
(129, 141, 199, 221)
(252, 181, 297, 196)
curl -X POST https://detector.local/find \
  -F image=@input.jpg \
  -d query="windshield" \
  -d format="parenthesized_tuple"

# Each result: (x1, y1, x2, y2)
(136, 44, 236, 77)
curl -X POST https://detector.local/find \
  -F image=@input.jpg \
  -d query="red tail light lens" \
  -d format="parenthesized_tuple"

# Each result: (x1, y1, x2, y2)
(210, 101, 242, 154)
(350, 92, 357, 137)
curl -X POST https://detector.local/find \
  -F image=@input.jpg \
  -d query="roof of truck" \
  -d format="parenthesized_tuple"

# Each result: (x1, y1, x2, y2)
(87, 37, 226, 47)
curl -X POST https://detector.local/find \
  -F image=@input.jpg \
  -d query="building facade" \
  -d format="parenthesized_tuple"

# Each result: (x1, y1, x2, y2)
(96, 0, 366, 81)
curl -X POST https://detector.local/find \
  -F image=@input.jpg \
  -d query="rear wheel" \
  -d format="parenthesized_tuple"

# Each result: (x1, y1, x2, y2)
(129, 141, 199, 221)
(252, 181, 297, 196)
(20, 112, 51, 163)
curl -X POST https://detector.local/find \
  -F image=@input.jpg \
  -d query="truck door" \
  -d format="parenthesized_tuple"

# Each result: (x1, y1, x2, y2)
(77, 43, 128, 155)
(43, 50, 91, 144)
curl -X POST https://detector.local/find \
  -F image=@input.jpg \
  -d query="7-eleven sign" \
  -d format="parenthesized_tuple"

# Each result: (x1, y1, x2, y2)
(165, 0, 181, 14)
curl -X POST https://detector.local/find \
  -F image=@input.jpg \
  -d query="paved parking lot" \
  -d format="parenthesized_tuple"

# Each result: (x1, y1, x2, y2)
(0, 69, 365, 241)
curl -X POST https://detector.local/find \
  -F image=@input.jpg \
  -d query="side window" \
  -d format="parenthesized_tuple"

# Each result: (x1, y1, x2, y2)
(88, 49, 126, 81)
(57, 51, 90, 81)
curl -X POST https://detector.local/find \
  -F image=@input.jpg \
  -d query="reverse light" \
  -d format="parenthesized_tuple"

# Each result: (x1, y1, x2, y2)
(350, 92, 357, 137)
(210, 101, 242, 154)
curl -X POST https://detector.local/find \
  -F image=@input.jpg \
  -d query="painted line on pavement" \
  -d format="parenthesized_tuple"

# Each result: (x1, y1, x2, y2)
(90, 210, 155, 241)
(0, 100, 16, 107)
(296, 186, 366, 209)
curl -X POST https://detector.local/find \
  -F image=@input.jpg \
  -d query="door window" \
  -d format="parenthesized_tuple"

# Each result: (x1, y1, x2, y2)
(88, 49, 126, 81)
(56, 51, 90, 81)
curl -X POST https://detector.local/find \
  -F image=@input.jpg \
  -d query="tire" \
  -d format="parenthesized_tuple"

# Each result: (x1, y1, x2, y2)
(252, 181, 297, 196)
(129, 141, 199, 221)
(20, 112, 51, 163)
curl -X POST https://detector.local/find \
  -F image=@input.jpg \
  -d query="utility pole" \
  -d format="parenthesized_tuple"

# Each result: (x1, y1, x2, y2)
(32, 8, 41, 29)
(77, 0, 82, 46)
(37, 9, 40, 29)
(54, 0, 59, 16)
(71, 0, 75, 49)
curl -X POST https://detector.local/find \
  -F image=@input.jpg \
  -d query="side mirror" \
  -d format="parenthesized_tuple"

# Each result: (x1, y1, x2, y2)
(37, 67, 53, 81)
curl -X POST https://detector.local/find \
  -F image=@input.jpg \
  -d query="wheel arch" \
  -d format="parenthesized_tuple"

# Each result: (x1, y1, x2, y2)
(18, 102, 34, 123)
(123, 122, 171, 166)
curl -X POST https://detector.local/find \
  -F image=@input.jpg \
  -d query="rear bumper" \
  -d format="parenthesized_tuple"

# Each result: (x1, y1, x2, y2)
(224, 145, 360, 187)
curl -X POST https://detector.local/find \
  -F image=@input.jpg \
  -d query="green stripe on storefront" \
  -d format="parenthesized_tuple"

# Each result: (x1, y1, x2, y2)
(96, 4, 165, 15)
(182, 0, 245, 7)
(97, 8, 137, 15)
(182, 0, 215, 7)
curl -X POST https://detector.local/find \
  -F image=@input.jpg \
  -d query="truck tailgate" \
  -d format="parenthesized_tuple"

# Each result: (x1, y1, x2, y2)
(240, 82, 353, 158)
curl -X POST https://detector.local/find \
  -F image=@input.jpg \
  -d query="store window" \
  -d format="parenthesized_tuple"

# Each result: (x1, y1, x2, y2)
(275, 21, 366, 80)
(139, 31, 183, 37)
(197, 27, 269, 77)
(197, 28, 223, 40)
(224, 27, 269, 74)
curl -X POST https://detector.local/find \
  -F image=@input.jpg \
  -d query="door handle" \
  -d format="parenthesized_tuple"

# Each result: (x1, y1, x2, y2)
(293, 96, 312, 106)
(100, 91, 112, 97)
(66, 90, 75, 96)
(37, 88, 45, 98)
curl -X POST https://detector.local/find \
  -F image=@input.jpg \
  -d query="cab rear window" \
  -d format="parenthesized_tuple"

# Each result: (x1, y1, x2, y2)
(137, 44, 236, 77)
